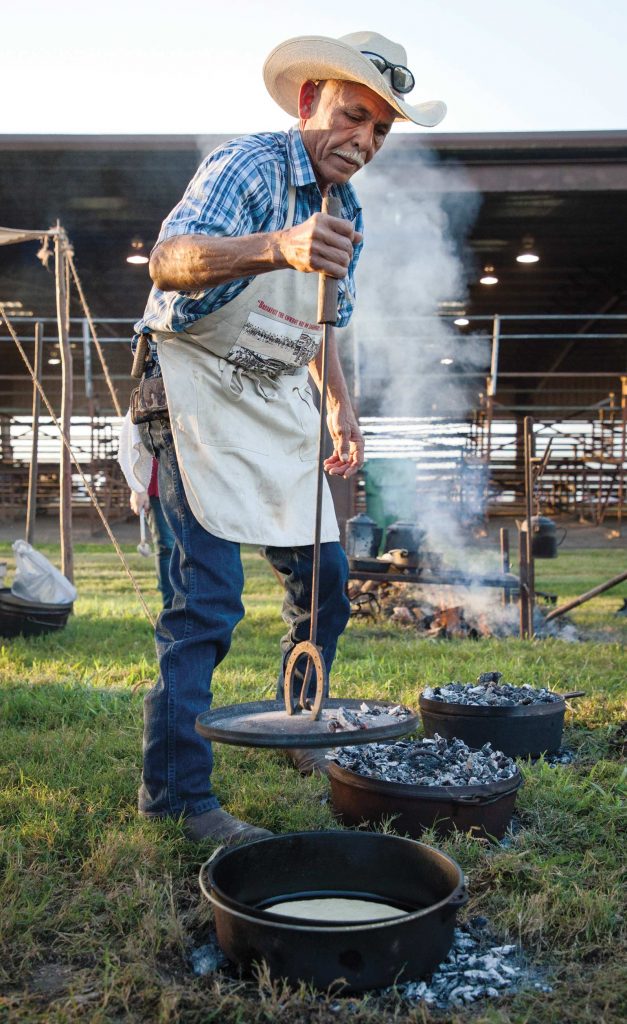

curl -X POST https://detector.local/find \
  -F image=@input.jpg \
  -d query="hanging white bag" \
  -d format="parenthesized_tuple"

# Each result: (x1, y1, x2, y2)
(10, 540, 77, 605)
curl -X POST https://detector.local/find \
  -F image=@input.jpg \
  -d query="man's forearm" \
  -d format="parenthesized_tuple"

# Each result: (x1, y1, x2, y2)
(149, 213, 360, 293)
(149, 233, 286, 292)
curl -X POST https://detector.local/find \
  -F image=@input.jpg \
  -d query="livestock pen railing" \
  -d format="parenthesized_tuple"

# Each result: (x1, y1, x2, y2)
(0, 314, 625, 529)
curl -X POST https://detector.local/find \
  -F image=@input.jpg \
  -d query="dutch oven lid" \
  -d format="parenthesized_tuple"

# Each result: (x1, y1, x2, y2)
(196, 697, 419, 748)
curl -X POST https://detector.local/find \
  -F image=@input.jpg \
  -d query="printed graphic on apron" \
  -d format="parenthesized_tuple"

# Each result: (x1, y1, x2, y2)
(228, 299, 322, 375)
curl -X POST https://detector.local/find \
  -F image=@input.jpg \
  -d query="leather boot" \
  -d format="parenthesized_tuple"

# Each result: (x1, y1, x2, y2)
(183, 808, 272, 845)
(286, 747, 331, 777)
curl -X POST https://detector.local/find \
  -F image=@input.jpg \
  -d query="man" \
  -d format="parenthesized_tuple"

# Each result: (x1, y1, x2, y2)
(131, 31, 445, 844)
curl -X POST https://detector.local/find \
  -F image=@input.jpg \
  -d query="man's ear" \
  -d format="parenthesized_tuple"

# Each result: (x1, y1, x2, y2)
(298, 80, 318, 120)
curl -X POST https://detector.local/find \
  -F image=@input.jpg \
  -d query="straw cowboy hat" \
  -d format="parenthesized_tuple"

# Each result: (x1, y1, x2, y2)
(263, 31, 446, 128)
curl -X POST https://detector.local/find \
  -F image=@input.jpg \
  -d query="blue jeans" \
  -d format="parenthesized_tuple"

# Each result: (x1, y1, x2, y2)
(137, 416, 350, 819)
(146, 496, 175, 609)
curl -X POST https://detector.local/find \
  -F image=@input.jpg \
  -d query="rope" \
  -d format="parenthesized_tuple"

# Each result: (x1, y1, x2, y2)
(1, 311, 156, 629)
(66, 251, 123, 417)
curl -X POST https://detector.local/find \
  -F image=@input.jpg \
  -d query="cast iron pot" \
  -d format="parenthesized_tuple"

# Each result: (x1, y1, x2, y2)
(327, 761, 523, 841)
(0, 588, 72, 639)
(419, 691, 583, 758)
(199, 830, 467, 992)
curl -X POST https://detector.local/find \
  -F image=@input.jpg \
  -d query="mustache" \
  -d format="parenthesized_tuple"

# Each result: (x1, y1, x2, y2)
(331, 149, 365, 169)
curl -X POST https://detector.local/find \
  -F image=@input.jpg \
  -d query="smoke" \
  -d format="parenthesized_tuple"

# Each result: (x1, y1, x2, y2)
(350, 139, 486, 417)
(348, 138, 492, 570)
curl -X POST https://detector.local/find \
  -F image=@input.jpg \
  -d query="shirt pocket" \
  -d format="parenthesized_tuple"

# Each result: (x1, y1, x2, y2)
(193, 369, 271, 455)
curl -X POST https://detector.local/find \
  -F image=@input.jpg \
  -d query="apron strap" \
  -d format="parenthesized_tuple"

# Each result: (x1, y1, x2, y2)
(287, 185, 297, 228)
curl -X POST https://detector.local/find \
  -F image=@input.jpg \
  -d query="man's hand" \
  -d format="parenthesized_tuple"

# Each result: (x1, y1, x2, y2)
(324, 400, 365, 479)
(130, 490, 150, 515)
(279, 213, 362, 279)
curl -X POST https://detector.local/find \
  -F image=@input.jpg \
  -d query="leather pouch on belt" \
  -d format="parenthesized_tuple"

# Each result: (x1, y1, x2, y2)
(130, 376, 169, 424)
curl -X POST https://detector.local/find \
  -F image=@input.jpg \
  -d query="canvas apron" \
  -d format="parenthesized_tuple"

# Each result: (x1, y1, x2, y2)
(154, 187, 340, 547)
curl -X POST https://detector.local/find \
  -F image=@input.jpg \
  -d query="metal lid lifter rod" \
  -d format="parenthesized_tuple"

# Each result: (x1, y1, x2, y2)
(283, 193, 342, 720)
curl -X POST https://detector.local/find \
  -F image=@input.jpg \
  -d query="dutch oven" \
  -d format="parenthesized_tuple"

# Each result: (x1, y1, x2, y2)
(419, 691, 584, 758)
(327, 761, 523, 841)
(0, 588, 72, 639)
(199, 830, 467, 991)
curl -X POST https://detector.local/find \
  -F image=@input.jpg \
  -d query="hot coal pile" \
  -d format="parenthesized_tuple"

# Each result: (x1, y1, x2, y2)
(423, 671, 561, 707)
(326, 702, 412, 733)
(330, 734, 516, 786)
(391, 921, 551, 1008)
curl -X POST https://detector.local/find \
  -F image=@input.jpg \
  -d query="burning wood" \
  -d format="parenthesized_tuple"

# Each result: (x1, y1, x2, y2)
(348, 579, 579, 640)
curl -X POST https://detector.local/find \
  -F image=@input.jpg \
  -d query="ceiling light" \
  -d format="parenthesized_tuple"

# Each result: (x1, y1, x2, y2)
(453, 317, 469, 326)
(516, 235, 540, 264)
(480, 265, 498, 285)
(440, 357, 454, 366)
(127, 238, 149, 265)
(48, 355, 61, 366)
(0, 300, 23, 308)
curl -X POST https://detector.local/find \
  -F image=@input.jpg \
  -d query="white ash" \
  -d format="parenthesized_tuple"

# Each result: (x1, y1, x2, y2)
(423, 671, 561, 707)
(391, 921, 549, 1008)
(539, 746, 576, 767)
(329, 734, 517, 786)
(189, 936, 229, 976)
(327, 702, 411, 734)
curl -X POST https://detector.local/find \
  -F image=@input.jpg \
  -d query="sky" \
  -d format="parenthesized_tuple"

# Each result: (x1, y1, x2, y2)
(2, 0, 626, 135)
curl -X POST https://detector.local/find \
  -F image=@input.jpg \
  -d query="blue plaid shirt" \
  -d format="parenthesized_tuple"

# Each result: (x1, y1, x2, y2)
(134, 127, 363, 340)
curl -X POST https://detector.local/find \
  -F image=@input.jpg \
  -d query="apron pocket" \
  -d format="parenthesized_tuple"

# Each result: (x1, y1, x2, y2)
(294, 384, 319, 462)
(193, 369, 271, 455)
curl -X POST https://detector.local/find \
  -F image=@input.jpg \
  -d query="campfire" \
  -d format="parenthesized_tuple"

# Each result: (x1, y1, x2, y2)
(348, 579, 579, 640)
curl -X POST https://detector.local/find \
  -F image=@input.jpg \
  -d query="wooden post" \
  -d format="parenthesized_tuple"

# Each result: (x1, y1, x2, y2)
(500, 527, 510, 606)
(25, 321, 43, 545)
(519, 528, 529, 638)
(55, 227, 74, 583)
(524, 416, 535, 637)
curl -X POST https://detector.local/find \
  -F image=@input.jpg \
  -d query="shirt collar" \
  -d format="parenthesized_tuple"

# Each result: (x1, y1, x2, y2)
(287, 126, 362, 215)
(287, 126, 317, 188)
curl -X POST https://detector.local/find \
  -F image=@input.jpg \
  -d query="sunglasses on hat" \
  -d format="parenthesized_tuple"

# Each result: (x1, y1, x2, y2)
(361, 51, 415, 94)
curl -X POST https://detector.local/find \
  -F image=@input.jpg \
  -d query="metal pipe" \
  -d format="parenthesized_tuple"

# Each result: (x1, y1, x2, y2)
(500, 527, 510, 606)
(348, 569, 520, 590)
(524, 416, 535, 637)
(488, 314, 500, 398)
(618, 377, 627, 535)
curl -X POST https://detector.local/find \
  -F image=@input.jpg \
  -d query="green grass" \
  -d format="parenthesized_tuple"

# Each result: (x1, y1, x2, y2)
(0, 544, 625, 1023)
